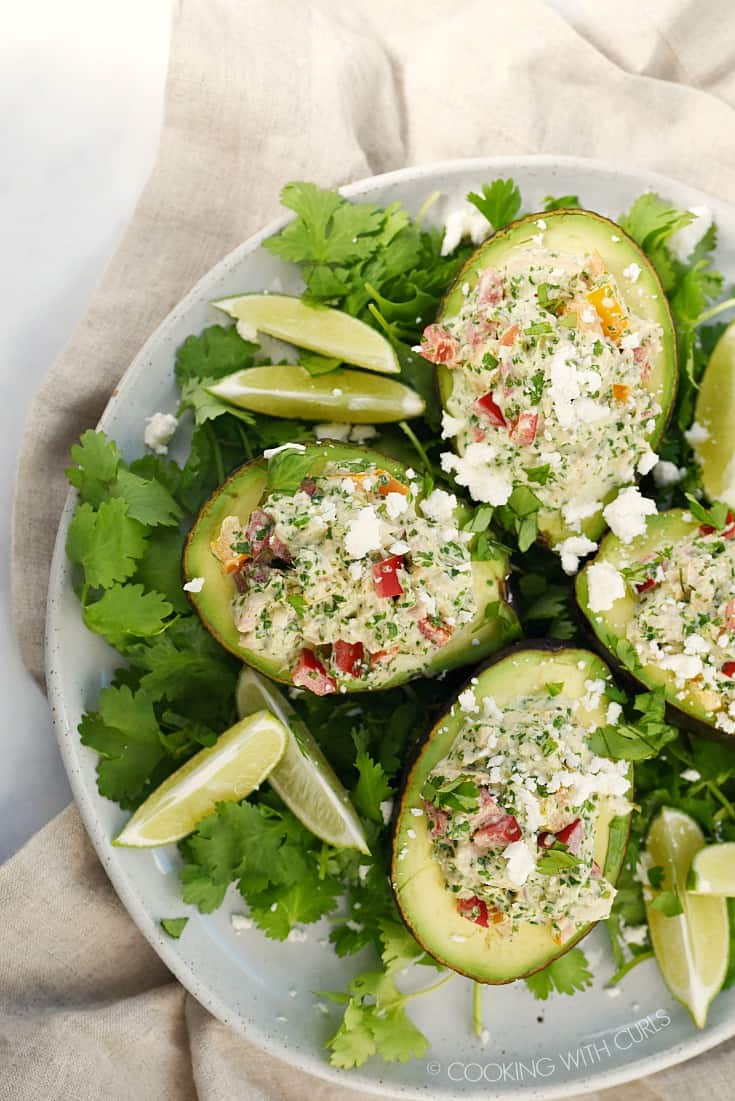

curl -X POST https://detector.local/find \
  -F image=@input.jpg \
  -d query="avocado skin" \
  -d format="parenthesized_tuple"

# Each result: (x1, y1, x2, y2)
(576, 509, 734, 744)
(434, 208, 678, 549)
(390, 641, 633, 984)
(182, 440, 520, 692)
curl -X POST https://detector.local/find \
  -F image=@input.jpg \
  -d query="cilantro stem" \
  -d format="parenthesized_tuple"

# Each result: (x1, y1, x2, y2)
(207, 423, 225, 485)
(235, 421, 253, 461)
(401, 971, 454, 1003)
(398, 421, 432, 473)
(695, 296, 735, 327)
(472, 982, 485, 1039)
(706, 780, 735, 821)
(606, 949, 653, 988)
(605, 916, 626, 970)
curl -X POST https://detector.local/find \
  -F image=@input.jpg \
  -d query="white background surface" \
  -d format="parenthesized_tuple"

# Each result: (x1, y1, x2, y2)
(0, 0, 584, 861)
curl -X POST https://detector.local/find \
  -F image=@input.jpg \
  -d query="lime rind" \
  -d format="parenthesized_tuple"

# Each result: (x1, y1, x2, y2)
(236, 667, 369, 853)
(114, 710, 287, 848)
(212, 292, 400, 375)
(693, 320, 735, 506)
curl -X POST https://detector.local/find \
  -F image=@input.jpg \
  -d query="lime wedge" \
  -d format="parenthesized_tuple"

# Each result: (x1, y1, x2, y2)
(207, 364, 424, 423)
(689, 842, 735, 896)
(213, 293, 400, 375)
(114, 710, 287, 847)
(644, 807, 729, 1027)
(694, 321, 735, 506)
(236, 667, 369, 853)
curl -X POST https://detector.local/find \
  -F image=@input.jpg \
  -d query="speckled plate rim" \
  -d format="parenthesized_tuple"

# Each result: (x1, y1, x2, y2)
(46, 154, 735, 1099)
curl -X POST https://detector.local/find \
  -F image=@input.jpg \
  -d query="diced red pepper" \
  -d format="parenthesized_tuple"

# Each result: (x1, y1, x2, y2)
(472, 815, 522, 851)
(245, 510, 273, 557)
(423, 800, 449, 837)
(419, 324, 459, 366)
(372, 555, 404, 598)
(554, 818, 585, 855)
(635, 577, 658, 594)
(457, 895, 490, 927)
(292, 648, 337, 696)
(477, 268, 504, 305)
(700, 511, 735, 538)
(722, 662, 735, 678)
(725, 599, 735, 630)
(474, 390, 507, 427)
(418, 618, 453, 647)
(511, 411, 539, 446)
(333, 640, 365, 677)
(472, 426, 487, 443)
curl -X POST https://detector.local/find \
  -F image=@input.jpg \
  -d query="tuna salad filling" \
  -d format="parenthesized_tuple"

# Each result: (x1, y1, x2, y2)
(621, 516, 735, 734)
(209, 462, 477, 693)
(422, 242, 662, 536)
(421, 686, 631, 942)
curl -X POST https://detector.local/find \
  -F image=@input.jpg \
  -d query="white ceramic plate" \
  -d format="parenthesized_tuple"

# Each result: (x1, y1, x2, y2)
(46, 156, 735, 1098)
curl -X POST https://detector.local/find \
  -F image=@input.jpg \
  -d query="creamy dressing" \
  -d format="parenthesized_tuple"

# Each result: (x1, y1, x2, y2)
(209, 462, 477, 688)
(423, 687, 631, 941)
(624, 525, 735, 733)
(432, 244, 662, 538)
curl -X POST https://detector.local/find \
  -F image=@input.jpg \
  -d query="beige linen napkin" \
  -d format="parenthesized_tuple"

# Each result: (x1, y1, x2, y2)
(5, 1, 735, 1097)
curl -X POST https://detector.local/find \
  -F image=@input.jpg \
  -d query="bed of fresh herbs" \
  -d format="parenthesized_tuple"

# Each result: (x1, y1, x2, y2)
(63, 177, 735, 1068)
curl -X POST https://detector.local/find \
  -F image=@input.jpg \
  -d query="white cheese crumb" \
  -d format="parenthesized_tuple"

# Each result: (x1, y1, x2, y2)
(606, 701, 623, 725)
(344, 506, 383, 558)
(349, 424, 378, 443)
(389, 540, 411, 556)
(637, 449, 659, 476)
(144, 411, 178, 455)
(680, 768, 702, 782)
(331, 388, 343, 397)
(586, 561, 626, 612)
(480, 1028, 490, 1046)
(482, 696, 503, 723)
(275, 1014, 288, 1022)
(621, 923, 649, 946)
(313, 422, 351, 441)
(622, 262, 641, 283)
(441, 444, 512, 506)
(421, 488, 457, 523)
(441, 206, 492, 255)
(562, 496, 601, 531)
(458, 688, 480, 714)
(606, 987, 622, 999)
(407, 828, 417, 839)
(620, 331, 641, 351)
(263, 442, 306, 459)
(557, 535, 598, 575)
(684, 421, 710, 447)
(384, 492, 408, 520)
(603, 486, 657, 543)
(348, 560, 363, 581)
(668, 205, 713, 262)
(183, 577, 206, 593)
(231, 914, 253, 932)
(450, 933, 468, 943)
(410, 807, 424, 817)
(611, 234, 621, 242)
(503, 840, 536, 887)
(659, 652, 703, 684)
(287, 928, 308, 943)
(315, 1002, 329, 1015)
(461, 281, 470, 296)
(536, 218, 547, 230)
(379, 799, 394, 825)
(652, 460, 684, 488)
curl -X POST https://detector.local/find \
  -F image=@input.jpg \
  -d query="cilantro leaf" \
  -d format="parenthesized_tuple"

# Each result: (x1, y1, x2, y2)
(67, 499, 148, 589)
(79, 685, 165, 805)
(266, 448, 314, 495)
(133, 526, 190, 613)
(467, 178, 521, 231)
(353, 752, 392, 824)
(543, 194, 581, 211)
(525, 948, 593, 1000)
(536, 849, 581, 875)
(650, 890, 684, 917)
(83, 584, 173, 650)
(109, 468, 182, 527)
(265, 183, 384, 266)
(248, 876, 341, 940)
(175, 324, 258, 387)
(685, 494, 730, 530)
(299, 350, 342, 376)
(160, 917, 188, 939)
(66, 430, 121, 504)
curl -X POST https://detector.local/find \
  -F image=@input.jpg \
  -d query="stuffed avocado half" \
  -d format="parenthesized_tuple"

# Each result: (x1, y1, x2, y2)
(184, 441, 520, 695)
(577, 508, 735, 739)
(426, 209, 676, 552)
(392, 644, 633, 983)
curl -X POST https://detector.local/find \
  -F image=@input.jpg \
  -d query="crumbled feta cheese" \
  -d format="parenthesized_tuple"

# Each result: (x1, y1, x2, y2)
(410, 807, 424, 817)
(384, 491, 408, 520)
(637, 449, 658, 476)
(620, 331, 641, 351)
(668, 205, 713, 262)
(482, 696, 503, 723)
(622, 262, 641, 283)
(441, 206, 491, 255)
(450, 933, 468, 943)
(652, 460, 684, 488)
(421, 488, 457, 524)
(659, 652, 703, 684)
(348, 560, 363, 581)
(606, 987, 622, 999)
(287, 928, 308, 943)
(331, 388, 343, 398)
(562, 496, 601, 530)
(684, 420, 710, 447)
(586, 561, 626, 612)
(441, 444, 512, 506)
(684, 633, 708, 656)
(231, 913, 254, 932)
(389, 539, 411, 556)
(621, 923, 649, 946)
(558, 535, 598, 575)
(344, 507, 383, 558)
(263, 442, 307, 459)
(183, 576, 206, 593)
(379, 799, 394, 825)
(536, 218, 547, 230)
(313, 422, 351, 441)
(680, 768, 702, 782)
(144, 411, 178, 455)
(407, 828, 417, 839)
(349, 424, 378, 443)
(606, 701, 623, 725)
(503, 840, 536, 887)
(458, 688, 480, 714)
(603, 486, 657, 543)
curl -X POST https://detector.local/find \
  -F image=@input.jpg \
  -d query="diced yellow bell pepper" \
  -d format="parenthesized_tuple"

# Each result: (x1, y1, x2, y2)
(586, 284, 629, 341)
(613, 383, 631, 403)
